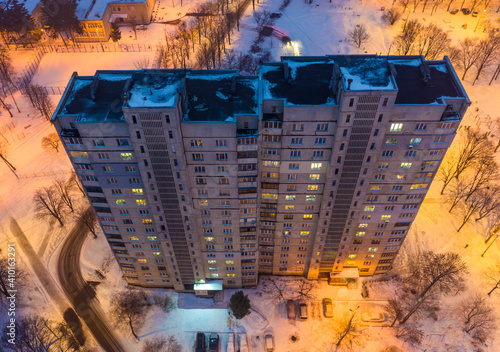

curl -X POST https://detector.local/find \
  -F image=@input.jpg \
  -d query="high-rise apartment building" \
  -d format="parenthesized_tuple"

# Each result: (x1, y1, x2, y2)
(53, 55, 469, 292)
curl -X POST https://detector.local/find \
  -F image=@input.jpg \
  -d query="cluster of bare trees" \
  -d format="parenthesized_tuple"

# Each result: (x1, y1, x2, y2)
(25, 83, 55, 120)
(41, 133, 61, 153)
(1, 314, 79, 351)
(392, 19, 452, 60)
(398, 0, 497, 15)
(438, 128, 500, 233)
(458, 31, 500, 85)
(386, 250, 468, 327)
(458, 293, 497, 342)
(33, 173, 95, 234)
(111, 289, 175, 340)
(158, 0, 248, 70)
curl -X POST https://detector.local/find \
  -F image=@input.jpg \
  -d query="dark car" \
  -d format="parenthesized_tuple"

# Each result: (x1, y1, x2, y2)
(209, 333, 219, 352)
(196, 332, 205, 352)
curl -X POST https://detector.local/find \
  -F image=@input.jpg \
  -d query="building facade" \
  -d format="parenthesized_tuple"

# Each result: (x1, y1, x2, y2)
(52, 55, 469, 292)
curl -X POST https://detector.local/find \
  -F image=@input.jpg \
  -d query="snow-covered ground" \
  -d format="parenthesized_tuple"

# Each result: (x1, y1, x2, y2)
(1, 0, 500, 351)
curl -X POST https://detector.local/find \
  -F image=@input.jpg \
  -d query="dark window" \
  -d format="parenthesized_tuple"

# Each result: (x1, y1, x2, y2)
(168, 131, 173, 139)
(165, 115, 170, 123)
(346, 115, 350, 123)
(378, 114, 383, 122)
(340, 143, 345, 151)
(370, 143, 375, 150)
(383, 97, 388, 106)
(374, 129, 379, 136)
(349, 98, 354, 107)
(140, 146, 145, 153)
(132, 116, 137, 124)
(136, 131, 141, 139)
(343, 129, 348, 137)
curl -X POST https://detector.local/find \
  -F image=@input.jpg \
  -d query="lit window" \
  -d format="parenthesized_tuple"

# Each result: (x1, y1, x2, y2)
(348, 254, 357, 259)
(199, 200, 209, 206)
(208, 260, 217, 264)
(132, 188, 143, 195)
(386, 138, 397, 145)
(129, 236, 139, 241)
(285, 195, 296, 201)
(410, 183, 428, 190)
(396, 175, 407, 180)
(303, 214, 313, 219)
(190, 139, 203, 147)
(153, 252, 162, 256)
(309, 174, 320, 180)
(370, 185, 382, 191)
(390, 123, 403, 132)
(305, 195, 316, 202)
(364, 206, 375, 211)
(359, 223, 368, 228)
(116, 199, 126, 205)
(205, 237, 214, 242)
(368, 247, 378, 252)
(70, 151, 89, 158)
(409, 137, 422, 145)
(226, 260, 234, 264)
(285, 205, 294, 210)
(136, 199, 147, 206)
(311, 163, 322, 170)
(307, 185, 318, 191)
(400, 162, 412, 169)
(147, 236, 157, 241)
(381, 215, 391, 221)
(142, 219, 152, 224)
(121, 153, 133, 160)
(137, 259, 147, 263)
(355, 232, 365, 237)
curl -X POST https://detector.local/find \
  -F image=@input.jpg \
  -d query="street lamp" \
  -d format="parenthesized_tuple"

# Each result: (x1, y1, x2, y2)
(474, 9, 487, 32)
(403, 8, 412, 30)
(96, 28, 104, 51)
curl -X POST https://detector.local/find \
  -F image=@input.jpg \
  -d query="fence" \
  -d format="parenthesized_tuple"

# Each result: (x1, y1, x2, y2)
(39, 43, 157, 54)
(18, 169, 73, 179)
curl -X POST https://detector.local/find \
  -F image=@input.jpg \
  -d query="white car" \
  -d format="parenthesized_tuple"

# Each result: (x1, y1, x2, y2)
(264, 330, 275, 352)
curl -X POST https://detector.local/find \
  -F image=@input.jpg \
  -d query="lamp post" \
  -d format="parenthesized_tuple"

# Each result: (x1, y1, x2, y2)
(96, 28, 104, 51)
(403, 8, 412, 30)
(474, 9, 487, 32)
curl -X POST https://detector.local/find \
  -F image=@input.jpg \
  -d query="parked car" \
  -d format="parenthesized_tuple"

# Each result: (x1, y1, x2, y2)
(461, 8, 471, 15)
(361, 312, 386, 322)
(361, 284, 369, 298)
(209, 333, 219, 352)
(450, 9, 459, 14)
(323, 298, 333, 318)
(227, 333, 235, 352)
(239, 333, 249, 352)
(287, 299, 296, 319)
(195, 332, 205, 352)
(472, 11, 479, 17)
(299, 299, 308, 320)
(264, 330, 275, 352)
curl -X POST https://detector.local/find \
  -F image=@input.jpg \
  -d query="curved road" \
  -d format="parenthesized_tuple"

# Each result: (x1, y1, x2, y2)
(57, 218, 126, 352)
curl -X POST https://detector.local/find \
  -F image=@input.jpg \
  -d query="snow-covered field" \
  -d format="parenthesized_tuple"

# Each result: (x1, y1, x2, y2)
(1, 0, 500, 351)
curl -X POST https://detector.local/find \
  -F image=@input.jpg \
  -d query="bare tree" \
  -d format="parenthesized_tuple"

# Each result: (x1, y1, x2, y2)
(41, 133, 60, 152)
(456, 191, 484, 232)
(349, 24, 370, 48)
(68, 170, 85, 196)
(0, 138, 18, 178)
(54, 178, 75, 213)
(111, 289, 152, 340)
(396, 251, 468, 325)
(399, 0, 411, 9)
(447, 180, 469, 213)
(458, 37, 483, 80)
(261, 276, 317, 304)
(395, 324, 424, 345)
(383, 8, 402, 25)
(430, 0, 445, 14)
(439, 129, 491, 194)
(393, 19, 423, 55)
(416, 23, 451, 60)
(25, 83, 54, 121)
(385, 298, 404, 327)
(484, 262, 500, 296)
(33, 186, 65, 226)
(331, 308, 365, 351)
(0, 46, 20, 113)
(142, 335, 181, 352)
(472, 31, 500, 85)
(76, 206, 98, 238)
(458, 293, 497, 341)
(1, 314, 79, 351)
(134, 57, 150, 69)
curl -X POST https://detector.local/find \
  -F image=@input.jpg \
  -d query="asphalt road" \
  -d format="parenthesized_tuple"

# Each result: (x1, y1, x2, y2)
(57, 217, 127, 352)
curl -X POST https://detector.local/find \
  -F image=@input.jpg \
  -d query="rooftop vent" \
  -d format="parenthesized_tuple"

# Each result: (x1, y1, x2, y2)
(347, 79, 353, 90)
